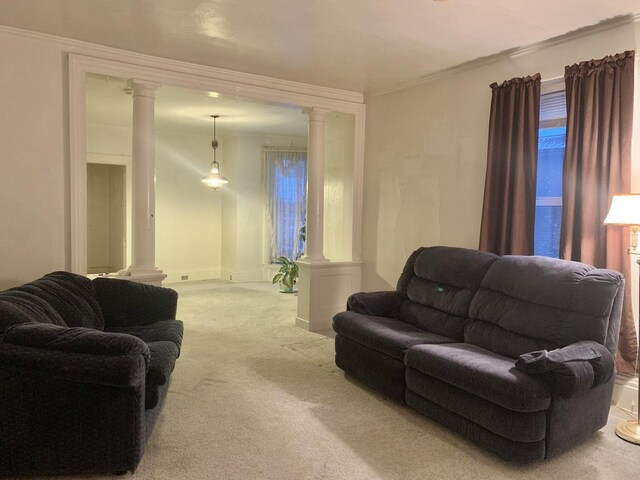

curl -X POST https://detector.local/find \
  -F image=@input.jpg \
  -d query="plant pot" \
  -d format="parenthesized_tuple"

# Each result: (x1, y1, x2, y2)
(279, 284, 294, 293)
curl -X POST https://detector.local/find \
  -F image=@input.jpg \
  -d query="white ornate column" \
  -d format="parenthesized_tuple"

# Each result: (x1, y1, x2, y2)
(120, 79, 166, 286)
(303, 107, 330, 262)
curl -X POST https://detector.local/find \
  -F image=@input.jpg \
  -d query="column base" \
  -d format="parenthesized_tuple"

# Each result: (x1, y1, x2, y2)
(114, 268, 167, 286)
(296, 261, 362, 332)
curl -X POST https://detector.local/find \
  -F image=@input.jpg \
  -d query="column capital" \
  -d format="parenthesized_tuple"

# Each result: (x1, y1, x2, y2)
(302, 107, 331, 121)
(127, 79, 161, 98)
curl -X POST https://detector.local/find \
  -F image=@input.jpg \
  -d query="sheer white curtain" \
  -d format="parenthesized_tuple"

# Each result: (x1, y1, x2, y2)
(264, 147, 307, 262)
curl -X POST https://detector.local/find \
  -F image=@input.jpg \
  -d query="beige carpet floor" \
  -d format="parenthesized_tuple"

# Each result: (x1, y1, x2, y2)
(21, 280, 639, 479)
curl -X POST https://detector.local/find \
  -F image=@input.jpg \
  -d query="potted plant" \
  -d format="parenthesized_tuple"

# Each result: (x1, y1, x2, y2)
(272, 256, 299, 293)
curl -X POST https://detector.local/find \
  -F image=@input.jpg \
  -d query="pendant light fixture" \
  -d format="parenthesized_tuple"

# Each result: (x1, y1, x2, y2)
(202, 115, 228, 189)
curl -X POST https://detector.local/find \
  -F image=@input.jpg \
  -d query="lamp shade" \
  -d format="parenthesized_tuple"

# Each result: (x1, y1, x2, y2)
(202, 114, 228, 190)
(201, 161, 228, 189)
(603, 194, 640, 226)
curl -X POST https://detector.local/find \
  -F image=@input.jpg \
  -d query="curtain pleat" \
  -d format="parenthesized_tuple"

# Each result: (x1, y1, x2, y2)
(479, 73, 541, 255)
(263, 149, 307, 262)
(560, 50, 638, 374)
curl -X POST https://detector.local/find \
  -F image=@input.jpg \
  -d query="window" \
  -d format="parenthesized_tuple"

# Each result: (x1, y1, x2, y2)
(534, 90, 566, 258)
(264, 148, 307, 262)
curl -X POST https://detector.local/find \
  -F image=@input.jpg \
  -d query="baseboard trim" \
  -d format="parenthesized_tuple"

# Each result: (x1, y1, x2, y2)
(612, 374, 639, 414)
(163, 270, 221, 284)
(220, 269, 264, 283)
(295, 317, 310, 330)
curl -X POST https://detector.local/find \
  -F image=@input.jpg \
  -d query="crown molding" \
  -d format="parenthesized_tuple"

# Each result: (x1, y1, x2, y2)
(368, 14, 636, 98)
(0, 25, 363, 105)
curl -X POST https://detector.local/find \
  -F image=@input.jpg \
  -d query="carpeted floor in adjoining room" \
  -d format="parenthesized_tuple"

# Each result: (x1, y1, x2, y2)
(21, 280, 639, 480)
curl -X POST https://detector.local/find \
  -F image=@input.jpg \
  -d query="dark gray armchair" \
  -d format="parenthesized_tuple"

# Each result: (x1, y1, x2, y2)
(0, 272, 183, 476)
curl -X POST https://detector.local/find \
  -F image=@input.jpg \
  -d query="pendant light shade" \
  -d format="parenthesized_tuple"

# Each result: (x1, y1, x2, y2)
(202, 115, 228, 189)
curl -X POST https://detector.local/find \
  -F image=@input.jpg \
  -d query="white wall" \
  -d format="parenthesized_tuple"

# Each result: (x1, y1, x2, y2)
(324, 112, 355, 262)
(87, 123, 222, 283)
(220, 134, 307, 282)
(219, 136, 238, 279)
(362, 22, 640, 291)
(86, 163, 125, 272)
(0, 31, 67, 289)
(1, 21, 637, 293)
(156, 130, 222, 283)
(86, 163, 111, 270)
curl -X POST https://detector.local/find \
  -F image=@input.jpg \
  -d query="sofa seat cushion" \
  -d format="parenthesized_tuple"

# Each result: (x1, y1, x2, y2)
(405, 343, 551, 412)
(106, 320, 184, 355)
(145, 341, 179, 409)
(333, 311, 455, 361)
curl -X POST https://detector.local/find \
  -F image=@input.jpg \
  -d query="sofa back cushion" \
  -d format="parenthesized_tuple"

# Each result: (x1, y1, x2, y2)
(0, 272, 104, 332)
(467, 255, 624, 359)
(0, 291, 67, 333)
(397, 246, 498, 341)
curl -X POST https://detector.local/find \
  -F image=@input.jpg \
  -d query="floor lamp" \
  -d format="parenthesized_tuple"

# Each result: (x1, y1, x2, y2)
(604, 193, 640, 445)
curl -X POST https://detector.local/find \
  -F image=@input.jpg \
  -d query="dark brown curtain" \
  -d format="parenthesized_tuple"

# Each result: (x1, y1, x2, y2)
(479, 74, 541, 255)
(560, 50, 638, 374)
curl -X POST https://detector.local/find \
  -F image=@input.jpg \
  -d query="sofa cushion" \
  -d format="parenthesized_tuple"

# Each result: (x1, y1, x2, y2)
(145, 341, 179, 409)
(405, 343, 551, 412)
(467, 256, 624, 359)
(335, 334, 407, 402)
(4, 323, 150, 364)
(8, 272, 104, 330)
(333, 311, 455, 361)
(405, 370, 547, 443)
(106, 320, 184, 355)
(398, 247, 498, 341)
(0, 291, 67, 333)
(93, 277, 178, 327)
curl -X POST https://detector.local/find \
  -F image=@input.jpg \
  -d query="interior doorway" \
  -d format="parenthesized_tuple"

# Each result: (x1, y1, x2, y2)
(87, 163, 126, 274)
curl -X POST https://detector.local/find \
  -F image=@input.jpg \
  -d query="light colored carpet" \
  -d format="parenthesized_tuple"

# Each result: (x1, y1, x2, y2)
(23, 281, 640, 479)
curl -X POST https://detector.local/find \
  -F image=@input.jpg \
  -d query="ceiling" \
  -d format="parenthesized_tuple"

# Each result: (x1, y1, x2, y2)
(1, 0, 639, 94)
(86, 74, 309, 137)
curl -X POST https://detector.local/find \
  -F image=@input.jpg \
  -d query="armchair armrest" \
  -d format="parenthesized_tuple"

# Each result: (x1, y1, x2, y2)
(93, 277, 178, 327)
(346, 291, 403, 317)
(1, 323, 149, 387)
(515, 341, 614, 398)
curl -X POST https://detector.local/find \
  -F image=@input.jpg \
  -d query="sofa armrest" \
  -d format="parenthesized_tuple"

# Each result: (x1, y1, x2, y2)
(93, 277, 178, 328)
(1, 324, 149, 387)
(515, 341, 614, 398)
(346, 291, 402, 317)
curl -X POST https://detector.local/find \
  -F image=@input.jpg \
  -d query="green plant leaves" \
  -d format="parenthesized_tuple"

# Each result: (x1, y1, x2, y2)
(272, 256, 298, 291)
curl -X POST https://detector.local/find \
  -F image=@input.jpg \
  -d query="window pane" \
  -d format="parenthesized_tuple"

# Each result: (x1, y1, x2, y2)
(536, 127, 565, 198)
(534, 91, 566, 258)
(264, 150, 307, 262)
(534, 205, 562, 258)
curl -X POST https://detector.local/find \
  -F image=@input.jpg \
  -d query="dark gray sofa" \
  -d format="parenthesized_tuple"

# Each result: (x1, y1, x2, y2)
(333, 246, 624, 462)
(0, 271, 183, 476)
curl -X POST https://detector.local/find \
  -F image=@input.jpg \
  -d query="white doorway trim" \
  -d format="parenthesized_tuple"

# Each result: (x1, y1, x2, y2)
(69, 53, 365, 274)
